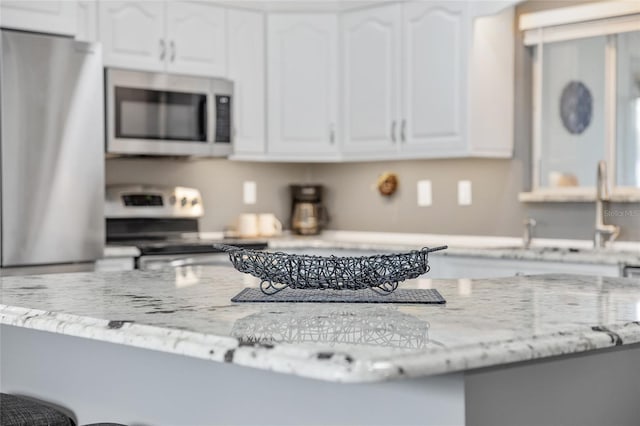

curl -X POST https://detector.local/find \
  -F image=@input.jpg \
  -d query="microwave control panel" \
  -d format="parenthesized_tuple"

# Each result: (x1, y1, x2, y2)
(215, 95, 232, 143)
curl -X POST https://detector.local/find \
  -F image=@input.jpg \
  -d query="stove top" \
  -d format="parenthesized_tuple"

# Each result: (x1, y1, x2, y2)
(105, 185, 268, 257)
(116, 237, 268, 256)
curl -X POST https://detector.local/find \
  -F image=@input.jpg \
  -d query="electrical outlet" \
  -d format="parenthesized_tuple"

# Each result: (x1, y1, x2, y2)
(458, 180, 472, 206)
(417, 180, 432, 206)
(243, 181, 257, 205)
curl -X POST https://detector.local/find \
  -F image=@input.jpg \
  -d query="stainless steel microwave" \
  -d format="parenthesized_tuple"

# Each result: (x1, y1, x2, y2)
(105, 68, 232, 157)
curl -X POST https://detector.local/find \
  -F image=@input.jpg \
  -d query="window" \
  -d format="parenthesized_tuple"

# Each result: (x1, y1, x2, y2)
(539, 36, 606, 189)
(530, 29, 640, 198)
(616, 31, 640, 188)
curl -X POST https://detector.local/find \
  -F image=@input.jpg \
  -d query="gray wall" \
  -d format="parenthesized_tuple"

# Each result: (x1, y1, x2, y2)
(106, 158, 313, 232)
(106, 0, 640, 242)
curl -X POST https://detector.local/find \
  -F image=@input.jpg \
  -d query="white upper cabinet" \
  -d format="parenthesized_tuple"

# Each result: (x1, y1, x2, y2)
(92, 1, 513, 161)
(402, 1, 467, 154)
(0, 1, 77, 36)
(76, 0, 98, 43)
(99, 1, 165, 72)
(467, 6, 514, 157)
(228, 9, 266, 154)
(334, 1, 513, 161)
(166, 2, 227, 77)
(341, 4, 402, 156)
(99, 1, 227, 77)
(267, 14, 339, 157)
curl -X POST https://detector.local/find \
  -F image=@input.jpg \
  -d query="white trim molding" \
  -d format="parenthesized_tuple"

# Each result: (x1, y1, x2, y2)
(519, 1, 640, 31)
(523, 13, 640, 46)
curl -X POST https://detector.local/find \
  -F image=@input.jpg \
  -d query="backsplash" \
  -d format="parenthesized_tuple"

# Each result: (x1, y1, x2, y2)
(105, 156, 640, 241)
(106, 156, 527, 237)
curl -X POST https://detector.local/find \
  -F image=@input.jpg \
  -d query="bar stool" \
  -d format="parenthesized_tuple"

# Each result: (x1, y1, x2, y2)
(0, 393, 128, 426)
(0, 393, 74, 426)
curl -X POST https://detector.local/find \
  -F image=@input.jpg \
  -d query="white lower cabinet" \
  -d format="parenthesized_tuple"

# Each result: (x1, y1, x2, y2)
(267, 14, 339, 158)
(0, 0, 77, 36)
(427, 256, 621, 279)
(283, 249, 622, 279)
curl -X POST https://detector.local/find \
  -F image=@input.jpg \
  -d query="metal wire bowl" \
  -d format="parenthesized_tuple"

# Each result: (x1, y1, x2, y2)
(213, 244, 447, 295)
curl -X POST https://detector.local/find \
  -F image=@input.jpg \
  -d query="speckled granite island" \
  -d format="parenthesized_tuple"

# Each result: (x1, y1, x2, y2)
(2, 268, 640, 425)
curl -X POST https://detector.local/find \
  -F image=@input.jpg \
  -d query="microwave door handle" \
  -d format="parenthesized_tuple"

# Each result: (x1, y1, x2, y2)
(208, 94, 215, 143)
(158, 97, 167, 140)
(200, 97, 207, 141)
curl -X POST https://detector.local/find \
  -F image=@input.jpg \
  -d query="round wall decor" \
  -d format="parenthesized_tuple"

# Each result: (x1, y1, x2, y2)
(559, 81, 593, 135)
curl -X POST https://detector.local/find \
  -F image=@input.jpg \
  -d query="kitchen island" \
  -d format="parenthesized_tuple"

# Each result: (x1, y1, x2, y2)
(1, 267, 640, 425)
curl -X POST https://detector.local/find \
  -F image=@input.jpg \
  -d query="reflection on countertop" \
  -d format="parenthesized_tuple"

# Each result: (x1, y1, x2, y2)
(231, 305, 433, 350)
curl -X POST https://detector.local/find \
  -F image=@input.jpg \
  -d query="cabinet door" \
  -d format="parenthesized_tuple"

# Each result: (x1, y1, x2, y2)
(267, 14, 339, 156)
(166, 2, 226, 77)
(0, 1, 77, 36)
(99, 1, 165, 72)
(429, 256, 621, 279)
(402, 1, 467, 154)
(76, 0, 98, 43)
(341, 5, 401, 155)
(228, 9, 265, 154)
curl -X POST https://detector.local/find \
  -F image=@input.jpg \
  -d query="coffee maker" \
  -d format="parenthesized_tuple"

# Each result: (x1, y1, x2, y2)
(290, 184, 328, 235)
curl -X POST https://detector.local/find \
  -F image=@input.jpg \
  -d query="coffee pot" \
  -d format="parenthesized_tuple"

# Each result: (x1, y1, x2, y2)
(290, 184, 328, 235)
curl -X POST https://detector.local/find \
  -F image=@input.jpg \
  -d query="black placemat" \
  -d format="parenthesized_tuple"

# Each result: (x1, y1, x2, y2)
(231, 288, 446, 304)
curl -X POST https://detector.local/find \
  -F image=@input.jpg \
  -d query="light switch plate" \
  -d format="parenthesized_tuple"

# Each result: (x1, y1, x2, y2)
(417, 180, 432, 206)
(458, 180, 472, 206)
(243, 181, 257, 205)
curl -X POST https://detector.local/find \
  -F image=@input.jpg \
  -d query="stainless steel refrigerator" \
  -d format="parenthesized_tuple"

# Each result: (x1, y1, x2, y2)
(0, 30, 104, 271)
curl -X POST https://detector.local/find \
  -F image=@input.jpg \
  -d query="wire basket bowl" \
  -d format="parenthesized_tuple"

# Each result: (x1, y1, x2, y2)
(213, 244, 447, 295)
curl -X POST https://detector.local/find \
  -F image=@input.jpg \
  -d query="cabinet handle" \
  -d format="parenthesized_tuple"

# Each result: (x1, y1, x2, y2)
(170, 40, 176, 62)
(401, 119, 406, 143)
(391, 120, 397, 143)
(329, 124, 335, 144)
(159, 39, 166, 61)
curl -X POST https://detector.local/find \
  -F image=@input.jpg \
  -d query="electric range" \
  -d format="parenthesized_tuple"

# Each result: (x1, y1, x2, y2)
(106, 185, 267, 270)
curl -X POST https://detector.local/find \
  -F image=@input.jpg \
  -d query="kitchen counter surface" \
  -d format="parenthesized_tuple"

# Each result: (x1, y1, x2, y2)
(266, 231, 640, 266)
(2, 268, 640, 383)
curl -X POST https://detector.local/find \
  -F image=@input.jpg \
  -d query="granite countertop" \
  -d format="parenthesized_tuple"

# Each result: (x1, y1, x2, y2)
(2, 267, 640, 383)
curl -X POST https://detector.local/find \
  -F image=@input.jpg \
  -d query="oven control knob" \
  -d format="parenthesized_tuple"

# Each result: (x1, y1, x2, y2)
(180, 197, 188, 207)
(191, 198, 199, 206)
(169, 195, 177, 205)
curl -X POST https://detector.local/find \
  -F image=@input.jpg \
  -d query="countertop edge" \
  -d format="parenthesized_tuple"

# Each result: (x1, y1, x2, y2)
(3, 304, 639, 383)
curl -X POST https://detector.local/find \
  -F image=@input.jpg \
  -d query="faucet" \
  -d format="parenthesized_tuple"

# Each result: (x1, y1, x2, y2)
(523, 217, 536, 249)
(594, 160, 620, 248)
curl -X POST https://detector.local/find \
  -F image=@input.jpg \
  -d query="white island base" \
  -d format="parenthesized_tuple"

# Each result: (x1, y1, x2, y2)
(2, 325, 639, 426)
